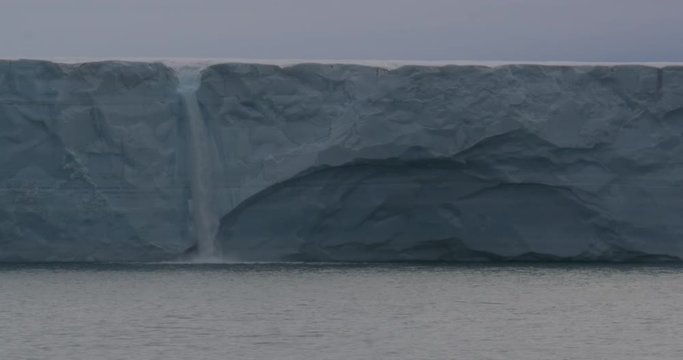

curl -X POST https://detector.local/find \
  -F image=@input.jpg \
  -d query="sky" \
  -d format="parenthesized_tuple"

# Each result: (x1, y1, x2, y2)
(1, 0, 682, 61)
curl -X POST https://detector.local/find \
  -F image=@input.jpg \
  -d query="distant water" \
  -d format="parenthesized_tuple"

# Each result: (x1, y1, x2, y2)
(1, 263, 682, 360)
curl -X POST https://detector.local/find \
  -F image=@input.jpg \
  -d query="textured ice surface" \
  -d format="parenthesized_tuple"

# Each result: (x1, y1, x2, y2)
(0, 60, 190, 261)
(2, 59, 683, 261)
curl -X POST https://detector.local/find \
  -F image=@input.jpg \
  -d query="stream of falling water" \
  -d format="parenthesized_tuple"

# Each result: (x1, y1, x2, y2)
(176, 65, 219, 260)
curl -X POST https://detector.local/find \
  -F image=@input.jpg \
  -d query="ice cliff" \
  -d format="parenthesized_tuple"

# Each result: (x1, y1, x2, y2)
(1, 59, 683, 262)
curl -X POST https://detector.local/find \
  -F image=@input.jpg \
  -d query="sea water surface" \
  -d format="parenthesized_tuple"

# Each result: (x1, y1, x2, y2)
(1, 263, 682, 360)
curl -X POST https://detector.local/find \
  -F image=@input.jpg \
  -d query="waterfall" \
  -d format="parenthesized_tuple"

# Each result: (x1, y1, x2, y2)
(176, 65, 219, 260)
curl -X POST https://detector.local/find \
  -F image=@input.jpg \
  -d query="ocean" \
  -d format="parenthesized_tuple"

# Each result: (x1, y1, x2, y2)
(1, 263, 681, 360)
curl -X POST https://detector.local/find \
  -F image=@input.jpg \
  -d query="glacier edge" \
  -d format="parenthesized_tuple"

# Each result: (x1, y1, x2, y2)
(1, 59, 683, 261)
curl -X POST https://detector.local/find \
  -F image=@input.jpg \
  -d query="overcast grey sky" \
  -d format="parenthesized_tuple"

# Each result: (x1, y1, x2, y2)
(1, 0, 682, 61)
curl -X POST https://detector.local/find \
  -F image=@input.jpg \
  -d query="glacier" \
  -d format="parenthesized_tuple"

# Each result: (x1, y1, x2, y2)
(1, 59, 683, 262)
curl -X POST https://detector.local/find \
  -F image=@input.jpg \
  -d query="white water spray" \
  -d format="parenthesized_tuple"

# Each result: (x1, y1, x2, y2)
(176, 65, 220, 260)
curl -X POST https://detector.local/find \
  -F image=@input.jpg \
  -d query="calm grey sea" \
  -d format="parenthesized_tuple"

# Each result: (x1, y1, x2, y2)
(0, 263, 681, 360)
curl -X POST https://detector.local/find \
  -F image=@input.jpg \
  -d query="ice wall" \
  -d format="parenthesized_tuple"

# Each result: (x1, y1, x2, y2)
(2, 59, 683, 261)
(201, 63, 683, 261)
(0, 60, 191, 261)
